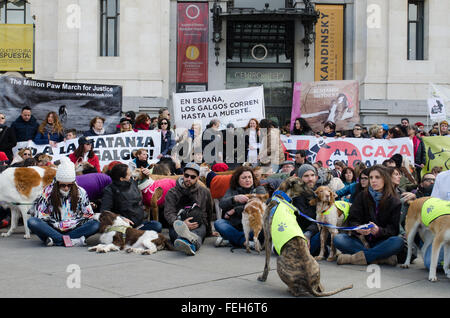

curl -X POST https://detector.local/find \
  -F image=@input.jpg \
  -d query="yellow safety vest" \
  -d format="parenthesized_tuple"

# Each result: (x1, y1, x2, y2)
(322, 201, 351, 222)
(421, 197, 450, 227)
(271, 198, 306, 255)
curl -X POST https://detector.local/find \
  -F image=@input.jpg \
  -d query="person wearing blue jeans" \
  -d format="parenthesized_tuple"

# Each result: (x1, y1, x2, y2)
(28, 218, 99, 246)
(29, 157, 99, 247)
(335, 165, 404, 265)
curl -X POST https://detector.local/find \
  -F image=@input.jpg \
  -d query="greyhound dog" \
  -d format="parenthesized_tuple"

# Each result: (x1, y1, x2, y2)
(258, 177, 353, 297)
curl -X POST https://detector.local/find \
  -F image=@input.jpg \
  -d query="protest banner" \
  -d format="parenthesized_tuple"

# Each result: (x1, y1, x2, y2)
(12, 130, 161, 170)
(0, 75, 122, 134)
(0, 24, 34, 72)
(281, 135, 414, 169)
(176, 2, 209, 93)
(290, 80, 359, 133)
(422, 136, 450, 175)
(172, 86, 265, 130)
(428, 83, 448, 123)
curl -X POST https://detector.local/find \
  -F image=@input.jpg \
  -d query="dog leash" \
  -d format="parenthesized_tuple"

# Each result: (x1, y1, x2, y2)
(271, 191, 374, 231)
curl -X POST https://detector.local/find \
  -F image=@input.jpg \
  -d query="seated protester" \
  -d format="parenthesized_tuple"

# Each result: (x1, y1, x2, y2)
(69, 136, 101, 173)
(331, 161, 346, 178)
(34, 111, 65, 146)
(129, 148, 151, 171)
(164, 163, 214, 255)
(334, 165, 404, 265)
(340, 166, 356, 186)
(413, 173, 435, 198)
(336, 168, 370, 203)
(84, 116, 106, 137)
(215, 166, 266, 249)
(134, 113, 151, 130)
(291, 164, 320, 256)
(316, 121, 338, 138)
(390, 153, 417, 191)
(27, 158, 99, 246)
(265, 161, 295, 181)
(65, 128, 77, 140)
(101, 163, 162, 232)
(347, 123, 366, 138)
(294, 149, 311, 171)
(10, 147, 33, 167)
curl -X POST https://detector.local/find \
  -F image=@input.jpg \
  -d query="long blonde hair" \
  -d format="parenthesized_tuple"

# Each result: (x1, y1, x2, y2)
(38, 112, 64, 134)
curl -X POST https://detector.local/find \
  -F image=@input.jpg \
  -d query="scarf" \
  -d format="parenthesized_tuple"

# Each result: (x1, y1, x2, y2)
(368, 186, 383, 209)
(93, 127, 105, 135)
(45, 123, 56, 133)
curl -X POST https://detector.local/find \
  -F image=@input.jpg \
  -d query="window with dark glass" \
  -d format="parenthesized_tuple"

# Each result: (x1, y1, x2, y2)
(407, 0, 424, 60)
(0, 0, 34, 24)
(100, 0, 120, 56)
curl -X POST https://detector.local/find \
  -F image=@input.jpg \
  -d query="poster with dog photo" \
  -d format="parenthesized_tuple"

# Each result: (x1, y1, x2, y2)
(290, 80, 359, 133)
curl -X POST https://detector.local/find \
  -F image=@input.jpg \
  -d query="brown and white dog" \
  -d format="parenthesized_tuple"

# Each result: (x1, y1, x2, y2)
(400, 197, 450, 281)
(258, 177, 353, 297)
(242, 193, 269, 253)
(0, 166, 56, 239)
(309, 186, 369, 262)
(89, 211, 174, 254)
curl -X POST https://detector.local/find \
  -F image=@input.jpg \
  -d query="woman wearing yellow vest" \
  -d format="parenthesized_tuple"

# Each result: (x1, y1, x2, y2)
(334, 165, 405, 265)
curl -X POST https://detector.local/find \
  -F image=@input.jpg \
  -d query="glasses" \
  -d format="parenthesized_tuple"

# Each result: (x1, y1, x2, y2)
(161, 122, 168, 125)
(354, 128, 362, 131)
(360, 177, 368, 180)
(184, 173, 197, 180)
(23, 153, 31, 156)
(59, 183, 73, 189)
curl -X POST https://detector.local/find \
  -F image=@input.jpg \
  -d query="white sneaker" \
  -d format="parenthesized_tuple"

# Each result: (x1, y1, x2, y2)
(71, 236, 86, 247)
(45, 237, 54, 247)
(215, 236, 231, 247)
(173, 220, 200, 247)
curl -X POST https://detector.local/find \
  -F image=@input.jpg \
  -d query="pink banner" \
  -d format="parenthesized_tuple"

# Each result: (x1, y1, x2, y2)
(290, 82, 302, 132)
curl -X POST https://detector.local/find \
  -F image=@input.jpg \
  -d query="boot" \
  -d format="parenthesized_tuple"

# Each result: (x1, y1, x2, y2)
(371, 255, 397, 266)
(337, 251, 367, 265)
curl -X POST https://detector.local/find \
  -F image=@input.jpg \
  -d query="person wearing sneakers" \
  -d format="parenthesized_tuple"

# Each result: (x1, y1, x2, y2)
(27, 158, 99, 247)
(164, 162, 214, 255)
(333, 165, 405, 266)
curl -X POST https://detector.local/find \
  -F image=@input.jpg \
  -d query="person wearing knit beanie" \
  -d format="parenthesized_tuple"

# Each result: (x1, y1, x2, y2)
(27, 157, 99, 247)
(212, 163, 229, 172)
(297, 163, 317, 179)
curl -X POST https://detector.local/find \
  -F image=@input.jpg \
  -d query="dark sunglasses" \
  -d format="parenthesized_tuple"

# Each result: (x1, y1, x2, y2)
(59, 183, 73, 189)
(184, 173, 197, 180)
(161, 122, 168, 125)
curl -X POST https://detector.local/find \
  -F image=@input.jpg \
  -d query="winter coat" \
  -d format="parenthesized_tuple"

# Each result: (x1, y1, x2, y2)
(0, 125, 17, 161)
(160, 130, 175, 156)
(10, 115, 39, 142)
(138, 178, 176, 207)
(101, 179, 146, 227)
(33, 128, 64, 145)
(164, 177, 214, 235)
(219, 185, 266, 231)
(76, 173, 112, 201)
(292, 190, 319, 239)
(345, 190, 401, 244)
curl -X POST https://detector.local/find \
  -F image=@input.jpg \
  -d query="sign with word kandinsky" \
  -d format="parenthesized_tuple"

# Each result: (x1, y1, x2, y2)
(314, 4, 344, 81)
(173, 86, 265, 130)
(0, 24, 34, 72)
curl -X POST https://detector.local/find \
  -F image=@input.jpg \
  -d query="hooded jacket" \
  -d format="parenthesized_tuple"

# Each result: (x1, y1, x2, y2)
(164, 177, 214, 236)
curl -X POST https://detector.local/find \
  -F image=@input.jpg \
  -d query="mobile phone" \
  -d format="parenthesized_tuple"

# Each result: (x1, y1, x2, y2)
(63, 235, 73, 247)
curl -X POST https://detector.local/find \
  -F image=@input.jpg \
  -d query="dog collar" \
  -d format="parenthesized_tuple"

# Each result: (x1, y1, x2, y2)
(106, 225, 129, 239)
(272, 190, 292, 203)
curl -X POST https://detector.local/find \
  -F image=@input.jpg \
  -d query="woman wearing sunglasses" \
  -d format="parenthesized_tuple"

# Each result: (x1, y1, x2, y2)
(157, 118, 175, 159)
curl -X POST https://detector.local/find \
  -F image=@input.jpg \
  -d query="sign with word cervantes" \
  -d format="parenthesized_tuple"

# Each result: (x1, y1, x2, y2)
(0, 24, 34, 72)
(314, 4, 344, 81)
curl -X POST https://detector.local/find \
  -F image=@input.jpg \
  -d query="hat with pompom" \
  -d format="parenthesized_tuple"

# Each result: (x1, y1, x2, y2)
(56, 157, 76, 183)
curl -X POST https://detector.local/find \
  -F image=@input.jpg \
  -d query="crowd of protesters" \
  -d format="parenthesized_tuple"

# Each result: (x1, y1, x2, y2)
(0, 106, 448, 267)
